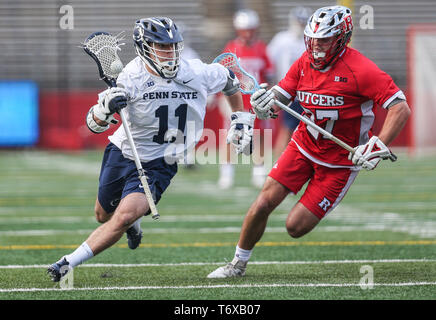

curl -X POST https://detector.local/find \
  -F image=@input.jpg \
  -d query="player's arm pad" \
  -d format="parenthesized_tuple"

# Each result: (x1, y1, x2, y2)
(272, 86, 292, 106)
(86, 105, 110, 134)
(222, 69, 240, 96)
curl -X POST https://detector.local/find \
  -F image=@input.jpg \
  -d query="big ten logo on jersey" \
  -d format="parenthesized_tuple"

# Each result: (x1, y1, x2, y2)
(334, 76, 348, 83)
(147, 81, 155, 87)
(142, 91, 199, 100)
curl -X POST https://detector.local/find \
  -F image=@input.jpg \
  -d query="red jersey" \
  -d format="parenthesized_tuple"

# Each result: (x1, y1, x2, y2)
(223, 39, 274, 110)
(276, 47, 403, 167)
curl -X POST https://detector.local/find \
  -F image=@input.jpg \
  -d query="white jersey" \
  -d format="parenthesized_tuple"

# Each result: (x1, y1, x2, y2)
(181, 45, 200, 61)
(267, 30, 306, 81)
(108, 57, 228, 163)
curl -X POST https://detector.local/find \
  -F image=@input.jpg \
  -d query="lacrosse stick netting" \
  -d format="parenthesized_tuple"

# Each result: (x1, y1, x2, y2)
(213, 53, 259, 94)
(82, 32, 125, 84)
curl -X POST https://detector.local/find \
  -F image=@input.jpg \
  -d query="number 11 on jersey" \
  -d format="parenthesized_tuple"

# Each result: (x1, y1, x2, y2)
(153, 104, 188, 144)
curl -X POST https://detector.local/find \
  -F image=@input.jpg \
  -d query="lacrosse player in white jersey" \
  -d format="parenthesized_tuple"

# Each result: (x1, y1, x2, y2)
(47, 17, 255, 282)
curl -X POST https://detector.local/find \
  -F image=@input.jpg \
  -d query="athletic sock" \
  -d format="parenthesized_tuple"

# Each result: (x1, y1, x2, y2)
(220, 163, 234, 178)
(130, 216, 142, 234)
(218, 163, 235, 188)
(234, 245, 252, 262)
(64, 242, 94, 268)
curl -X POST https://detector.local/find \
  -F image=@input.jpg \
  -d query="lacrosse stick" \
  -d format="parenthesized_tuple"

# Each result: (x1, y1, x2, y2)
(83, 31, 160, 220)
(213, 52, 397, 162)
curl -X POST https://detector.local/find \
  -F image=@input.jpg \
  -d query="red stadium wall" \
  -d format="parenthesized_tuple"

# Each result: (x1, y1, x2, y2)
(38, 91, 114, 149)
(38, 90, 410, 150)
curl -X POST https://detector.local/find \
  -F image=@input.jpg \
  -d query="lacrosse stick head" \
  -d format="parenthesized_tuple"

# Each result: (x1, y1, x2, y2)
(82, 31, 125, 87)
(213, 52, 259, 94)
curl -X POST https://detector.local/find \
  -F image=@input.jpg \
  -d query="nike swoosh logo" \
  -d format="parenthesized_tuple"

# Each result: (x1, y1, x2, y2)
(110, 198, 121, 207)
(183, 79, 194, 84)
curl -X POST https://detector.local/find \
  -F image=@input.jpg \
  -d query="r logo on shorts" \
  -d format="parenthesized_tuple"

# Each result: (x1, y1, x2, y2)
(318, 197, 331, 212)
(268, 141, 359, 219)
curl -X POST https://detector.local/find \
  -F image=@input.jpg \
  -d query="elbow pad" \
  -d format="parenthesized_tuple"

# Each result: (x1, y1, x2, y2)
(222, 69, 240, 96)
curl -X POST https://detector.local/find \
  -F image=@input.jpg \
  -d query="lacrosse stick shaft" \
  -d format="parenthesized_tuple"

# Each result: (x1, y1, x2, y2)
(119, 109, 160, 220)
(274, 99, 397, 162)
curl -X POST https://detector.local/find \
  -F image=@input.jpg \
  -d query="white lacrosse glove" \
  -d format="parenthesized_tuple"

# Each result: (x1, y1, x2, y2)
(250, 83, 277, 120)
(93, 87, 128, 124)
(227, 111, 256, 155)
(348, 136, 392, 170)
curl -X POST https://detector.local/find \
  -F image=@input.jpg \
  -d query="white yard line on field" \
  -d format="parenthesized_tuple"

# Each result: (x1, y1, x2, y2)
(1, 282, 435, 293)
(1, 224, 436, 237)
(1, 258, 435, 269)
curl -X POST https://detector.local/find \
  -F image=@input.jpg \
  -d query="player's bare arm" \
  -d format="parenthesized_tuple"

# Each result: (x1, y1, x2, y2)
(378, 100, 411, 146)
(225, 90, 244, 112)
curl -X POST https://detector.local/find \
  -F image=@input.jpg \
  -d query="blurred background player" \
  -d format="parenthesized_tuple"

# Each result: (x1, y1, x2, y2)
(267, 6, 311, 158)
(218, 8, 274, 189)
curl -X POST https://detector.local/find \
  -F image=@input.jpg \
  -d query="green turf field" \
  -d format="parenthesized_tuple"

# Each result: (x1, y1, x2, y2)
(0, 149, 435, 300)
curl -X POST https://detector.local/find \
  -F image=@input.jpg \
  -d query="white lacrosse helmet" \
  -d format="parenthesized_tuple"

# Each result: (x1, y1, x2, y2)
(304, 6, 353, 70)
(233, 9, 260, 30)
(289, 6, 311, 27)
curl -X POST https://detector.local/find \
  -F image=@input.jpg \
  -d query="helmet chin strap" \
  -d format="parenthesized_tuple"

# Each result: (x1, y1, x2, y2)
(142, 57, 160, 77)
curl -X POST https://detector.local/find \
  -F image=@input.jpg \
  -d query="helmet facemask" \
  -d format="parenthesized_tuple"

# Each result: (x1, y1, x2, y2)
(138, 41, 184, 79)
(304, 30, 350, 70)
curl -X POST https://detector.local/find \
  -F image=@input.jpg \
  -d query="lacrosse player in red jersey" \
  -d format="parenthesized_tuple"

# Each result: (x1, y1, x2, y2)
(208, 5, 411, 278)
(218, 8, 275, 189)
(47, 17, 254, 282)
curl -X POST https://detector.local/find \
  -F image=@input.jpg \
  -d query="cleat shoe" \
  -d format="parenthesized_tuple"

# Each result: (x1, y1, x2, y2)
(126, 225, 143, 250)
(207, 258, 247, 278)
(47, 257, 70, 282)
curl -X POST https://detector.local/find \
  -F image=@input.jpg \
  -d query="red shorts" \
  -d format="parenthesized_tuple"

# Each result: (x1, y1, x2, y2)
(269, 141, 359, 219)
